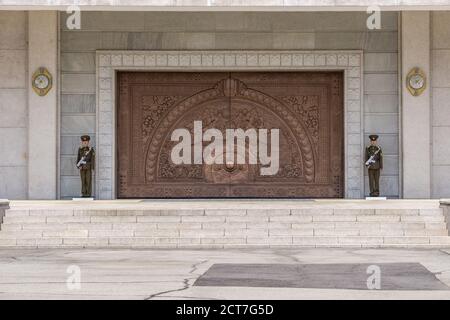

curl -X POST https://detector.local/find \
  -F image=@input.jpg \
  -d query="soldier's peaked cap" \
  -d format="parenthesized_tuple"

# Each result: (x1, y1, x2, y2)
(80, 135, 91, 141)
(369, 135, 379, 141)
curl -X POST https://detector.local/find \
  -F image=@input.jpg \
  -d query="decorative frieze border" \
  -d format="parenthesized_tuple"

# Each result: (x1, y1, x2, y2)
(96, 50, 364, 199)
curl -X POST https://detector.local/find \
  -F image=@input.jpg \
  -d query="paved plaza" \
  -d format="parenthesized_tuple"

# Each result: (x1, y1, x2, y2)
(0, 248, 449, 300)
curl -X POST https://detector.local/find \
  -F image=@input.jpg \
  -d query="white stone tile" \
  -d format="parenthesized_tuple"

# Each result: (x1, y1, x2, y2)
(0, 11, 26, 50)
(224, 54, 236, 66)
(134, 55, 145, 66)
(364, 94, 398, 113)
(314, 54, 326, 66)
(364, 114, 398, 134)
(99, 122, 113, 135)
(326, 54, 337, 66)
(348, 67, 360, 78)
(348, 111, 360, 123)
(212, 54, 224, 66)
(258, 54, 270, 66)
(99, 78, 112, 90)
(347, 88, 360, 100)
(99, 179, 112, 192)
(60, 156, 78, 176)
(111, 55, 122, 66)
(118, 54, 134, 67)
(347, 122, 361, 134)
(0, 89, 26, 127)
(99, 145, 112, 157)
(0, 50, 26, 88)
(303, 54, 314, 66)
(432, 88, 450, 126)
(247, 54, 258, 66)
(269, 54, 281, 66)
(432, 11, 450, 49)
(432, 165, 450, 198)
(292, 54, 303, 66)
(190, 54, 201, 66)
(156, 54, 168, 66)
(432, 50, 450, 87)
(236, 54, 247, 66)
(347, 167, 360, 180)
(272, 33, 314, 50)
(347, 176, 361, 190)
(60, 176, 82, 198)
(347, 133, 361, 145)
(433, 127, 450, 165)
(98, 134, 112, 146)
(280, 54, 292, 66)
(348, 78, 360, 89)
(337, 54, 348, 66)
(365, 32, 398, 52)
(61, 74, 96, 94)
(98, 168, 112, 180)
(167, 54, 179, 66)
(99, 156, 112, 169)
(61, 52, 96, 73)
(61, 115, 95, 135)
(348, 155, 361, 168)
(201, 54, 213, 66)
(185, 33, 215, 50)
(0, 166, 27, 199)
(0, 128, 27, 166)
(364, 53, 397, 72)
(347, 99, 360, 112)
(364, 74, 398, 94)
(98, 55, 111, 67)
(144, 55, 156, 66)
(98, 67, 111, 78)
(348, 54, 361, 66)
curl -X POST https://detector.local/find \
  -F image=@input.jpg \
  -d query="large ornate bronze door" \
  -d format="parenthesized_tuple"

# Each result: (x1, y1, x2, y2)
(117, 71, 343, 198)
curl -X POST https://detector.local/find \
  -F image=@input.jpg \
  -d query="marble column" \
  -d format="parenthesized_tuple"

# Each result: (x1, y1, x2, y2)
(28, 11, 58, 199)
(401, 11, 431, 198)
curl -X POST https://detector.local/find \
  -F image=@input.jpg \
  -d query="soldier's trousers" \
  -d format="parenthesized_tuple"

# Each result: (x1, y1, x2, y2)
(80, 169, 92, 197)
(368, 169, 380, 196)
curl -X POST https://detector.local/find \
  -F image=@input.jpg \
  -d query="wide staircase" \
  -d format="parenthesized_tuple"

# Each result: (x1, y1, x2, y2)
(0, 200, 449, 248)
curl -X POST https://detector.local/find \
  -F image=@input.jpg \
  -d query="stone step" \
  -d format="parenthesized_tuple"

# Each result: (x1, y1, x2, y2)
(1, 236, 450, 249)
(4, 207, 444, 217)
(1, 221, 447, 232)
(2, 214, 445, 225)
(1, 226, 446, 239)
(1, 200, 448, 248)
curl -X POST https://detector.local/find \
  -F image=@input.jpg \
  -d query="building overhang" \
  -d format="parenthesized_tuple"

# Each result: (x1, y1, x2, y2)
(1, 1, 450, 11)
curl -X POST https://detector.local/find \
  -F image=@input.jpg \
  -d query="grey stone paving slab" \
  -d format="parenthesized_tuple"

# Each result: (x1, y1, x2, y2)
(1, 248, 450, 299)
(194, 263, 450, 291)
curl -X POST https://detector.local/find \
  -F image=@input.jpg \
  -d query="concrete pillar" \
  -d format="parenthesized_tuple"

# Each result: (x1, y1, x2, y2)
(0, 200, 8, 229)
(401, 12, 431, 198)
(28, 11, 58, 199)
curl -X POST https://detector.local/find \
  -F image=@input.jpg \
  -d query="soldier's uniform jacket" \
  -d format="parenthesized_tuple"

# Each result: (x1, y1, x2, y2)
(365, 145, 383, 170)
(76, 146, 95, 170)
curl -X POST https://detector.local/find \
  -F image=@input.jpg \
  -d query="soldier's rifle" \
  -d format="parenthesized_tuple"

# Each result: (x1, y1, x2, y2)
(76, 147, 92, 169)
(365, 146, 381, 168)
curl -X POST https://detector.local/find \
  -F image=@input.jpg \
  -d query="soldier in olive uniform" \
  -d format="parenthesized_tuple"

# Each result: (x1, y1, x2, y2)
(365, 134, 383, 197)
(76, 135, 95, 198)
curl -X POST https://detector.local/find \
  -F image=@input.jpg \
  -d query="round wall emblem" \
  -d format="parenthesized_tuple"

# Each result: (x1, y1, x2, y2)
(32, 67, 53, 96)
(406, 67, 426, 96)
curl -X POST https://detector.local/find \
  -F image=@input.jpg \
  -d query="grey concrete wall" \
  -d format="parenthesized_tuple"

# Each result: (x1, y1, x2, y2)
(59, 11, 400, 198)
(0, 12, 28, 199)
(431, 12, 450, 198)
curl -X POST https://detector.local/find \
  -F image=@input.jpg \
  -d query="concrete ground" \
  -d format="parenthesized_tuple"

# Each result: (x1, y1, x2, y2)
(0, 248, 450, 300)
